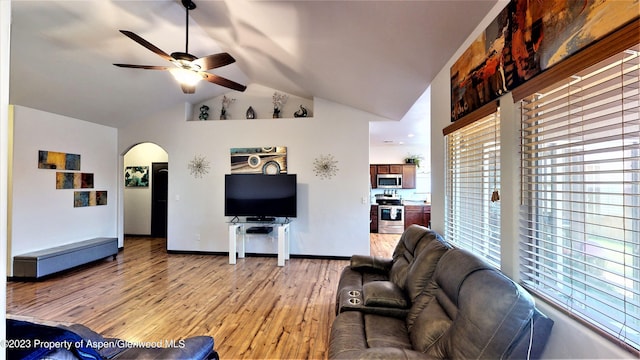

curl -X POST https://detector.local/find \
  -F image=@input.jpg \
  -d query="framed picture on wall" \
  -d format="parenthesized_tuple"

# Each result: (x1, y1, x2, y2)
(124, 166, 149, 187)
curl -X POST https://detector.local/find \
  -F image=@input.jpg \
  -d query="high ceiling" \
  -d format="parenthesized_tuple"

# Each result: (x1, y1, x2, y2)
(9, 0, 497, 146)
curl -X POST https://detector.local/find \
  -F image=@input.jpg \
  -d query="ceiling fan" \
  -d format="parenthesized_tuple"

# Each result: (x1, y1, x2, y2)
(114, 0, 246, 94)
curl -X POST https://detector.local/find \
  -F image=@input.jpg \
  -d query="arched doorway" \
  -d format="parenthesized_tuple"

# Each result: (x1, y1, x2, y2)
(123, 143, 169, 238)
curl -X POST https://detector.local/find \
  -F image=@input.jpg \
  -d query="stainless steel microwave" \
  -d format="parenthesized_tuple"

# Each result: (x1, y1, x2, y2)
(376, 174, 402, 188)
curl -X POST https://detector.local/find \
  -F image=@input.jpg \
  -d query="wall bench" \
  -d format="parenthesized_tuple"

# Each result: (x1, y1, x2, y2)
(13, 237, 118, 279)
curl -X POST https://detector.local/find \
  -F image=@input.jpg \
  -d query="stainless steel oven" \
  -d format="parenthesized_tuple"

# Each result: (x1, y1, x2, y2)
(378, 205, 405, 234)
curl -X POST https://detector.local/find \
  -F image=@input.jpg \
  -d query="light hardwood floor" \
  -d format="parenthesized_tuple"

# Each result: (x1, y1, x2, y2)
(7, 233, 400, 359)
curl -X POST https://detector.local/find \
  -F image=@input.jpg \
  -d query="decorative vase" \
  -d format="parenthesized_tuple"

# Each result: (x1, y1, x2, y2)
(220, 108, 227, 120)
(246, 106, 256, 119)
(273, 108, 281, 118)
(294, 105, 308, 118)
(198, 105, 209, 120)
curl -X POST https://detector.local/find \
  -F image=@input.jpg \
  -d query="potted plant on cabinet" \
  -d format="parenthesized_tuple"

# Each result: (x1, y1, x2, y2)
(405, 153, 423, 168)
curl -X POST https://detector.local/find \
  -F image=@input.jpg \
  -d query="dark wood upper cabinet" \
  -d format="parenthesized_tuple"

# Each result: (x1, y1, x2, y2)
(376, 165, 390, 174)
(402, 165, 416, 189)
(370, 164, 417, 189)
(389, 165, 403, 174)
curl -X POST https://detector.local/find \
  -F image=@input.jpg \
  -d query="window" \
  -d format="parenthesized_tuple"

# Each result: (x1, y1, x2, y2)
(445, 109, 501, 267)
(520, 46, 639, 350)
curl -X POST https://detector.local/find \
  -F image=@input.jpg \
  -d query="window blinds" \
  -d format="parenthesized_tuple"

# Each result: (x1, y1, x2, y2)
(445, 109, 501, 268)
(520, 45, 640, 351)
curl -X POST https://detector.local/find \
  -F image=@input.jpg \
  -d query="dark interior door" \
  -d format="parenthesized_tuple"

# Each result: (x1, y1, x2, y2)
(151, 162, 168, 238)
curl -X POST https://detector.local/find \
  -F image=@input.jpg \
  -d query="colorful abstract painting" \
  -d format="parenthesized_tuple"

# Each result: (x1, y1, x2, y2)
(230, 147, 287, 174)
(74, 191, 107, 207)
(124, 166, 149, 187)
(56, 172, 94, 189)
(511, 0, 638, 81)
(451, 0, 639, 122)
(451, 4, 511, 122)
(38, 150, 81, 170)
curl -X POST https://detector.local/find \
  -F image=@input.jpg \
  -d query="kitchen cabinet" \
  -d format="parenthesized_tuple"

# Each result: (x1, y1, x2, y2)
(389, 164, 403, 174)
(376, 165, 390, 174)
(402, 165, 416, 189)
(404, 204, 431, 228)
(370, 165, 377, 189)
(370, 164, 417, 189)
(370, 205, 378, 233)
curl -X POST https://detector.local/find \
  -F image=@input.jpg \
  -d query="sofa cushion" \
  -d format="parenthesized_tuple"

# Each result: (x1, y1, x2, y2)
(404, 236, 450, 302)
(388, 225, 433, 287)
(328, 311, 370, 358)
(409, 294, 452, 353)
(329, 311, 414, 359)
(364, 314, 413, 349)
(362, 281, 408, 308)
(414, 248, 547, 359)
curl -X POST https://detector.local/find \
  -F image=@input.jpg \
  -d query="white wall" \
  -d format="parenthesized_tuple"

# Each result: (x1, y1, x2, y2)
(1, 0, 11, 344)
(429, 1, 634, 358)
(123, 143, 168, 235)
(9, 106, 118, 275)
(369, 144, 429, 169)
(118, 96, 374, 257)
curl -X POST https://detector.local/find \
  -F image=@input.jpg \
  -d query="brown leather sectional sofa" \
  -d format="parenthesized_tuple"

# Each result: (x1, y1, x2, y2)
(330, 224, 553, 359)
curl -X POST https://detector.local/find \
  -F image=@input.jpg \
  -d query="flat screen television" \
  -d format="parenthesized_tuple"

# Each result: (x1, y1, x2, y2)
(225, 174, 297, 220)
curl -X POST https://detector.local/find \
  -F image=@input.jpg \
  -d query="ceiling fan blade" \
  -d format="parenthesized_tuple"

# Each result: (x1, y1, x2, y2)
(113, 64, 170, 70)
(180, 84, 196, 94)
(119, 30, 174, 62)
(192, 53, 236, 71)
(202, 73, 247, 92)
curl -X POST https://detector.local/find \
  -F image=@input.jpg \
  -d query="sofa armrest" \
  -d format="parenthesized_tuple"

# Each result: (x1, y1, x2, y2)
(362, 281, 408, 308)
(336, 287, 409, 319)
(350, 255, 393, 273)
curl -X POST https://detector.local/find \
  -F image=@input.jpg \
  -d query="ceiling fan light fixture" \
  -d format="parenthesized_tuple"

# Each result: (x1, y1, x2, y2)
(169, 68, 203, 87)
(114, 0, 245, 93)
(170, 52, 200, 71)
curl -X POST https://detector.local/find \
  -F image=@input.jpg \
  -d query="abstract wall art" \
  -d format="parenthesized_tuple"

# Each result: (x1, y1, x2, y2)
(56, 172, 94, 189)
(124, 166, 149, 187)
(230, 147, 287, 174)
(38, 150, 81, 170)
(450, 0, 639, 122)
(74, 191, 107, 207)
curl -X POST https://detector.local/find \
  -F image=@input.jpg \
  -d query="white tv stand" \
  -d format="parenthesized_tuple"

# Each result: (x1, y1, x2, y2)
(228, 220, 291, 266)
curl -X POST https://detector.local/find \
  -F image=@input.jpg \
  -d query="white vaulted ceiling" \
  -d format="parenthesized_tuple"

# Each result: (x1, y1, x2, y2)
(9, 0, 497, 145)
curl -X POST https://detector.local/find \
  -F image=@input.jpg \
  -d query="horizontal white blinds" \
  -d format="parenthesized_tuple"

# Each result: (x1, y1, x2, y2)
(520, 45, 640, 351)
(445, 109, 501, 267)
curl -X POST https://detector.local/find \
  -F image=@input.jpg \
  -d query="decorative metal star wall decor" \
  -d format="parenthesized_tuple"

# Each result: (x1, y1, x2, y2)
(188, 155, 210, 178)
(313, 154, 339, 180)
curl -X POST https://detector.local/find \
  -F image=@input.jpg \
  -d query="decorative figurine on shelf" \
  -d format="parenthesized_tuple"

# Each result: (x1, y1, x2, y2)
(294, 105, 308, 118)
(220, 95, 235, 120)
(272, 92, 288, 118)
(198, 105, 209, 120)
(246, 106, 256, 119)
